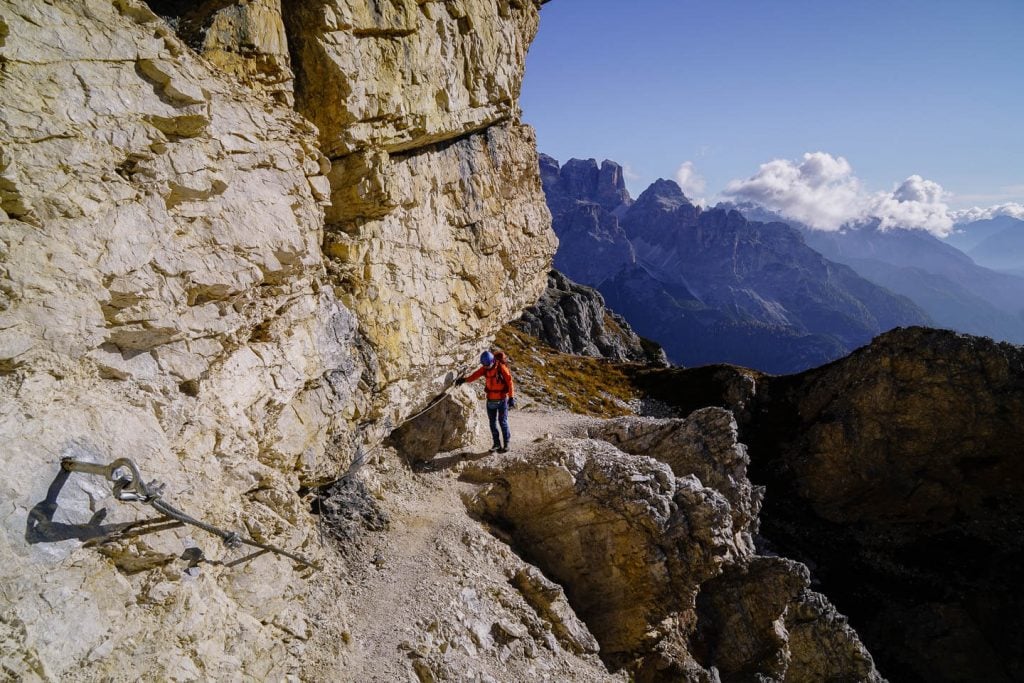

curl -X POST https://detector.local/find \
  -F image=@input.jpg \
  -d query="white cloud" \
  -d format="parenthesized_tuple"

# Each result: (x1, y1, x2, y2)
(674, 161, 707, 200)
(722, 152, 862, 230)
(951, 203, 1024, 223)
(723, 152, 956, 236)
(621, 163, 642, 183)
(872, 175, 953, 235)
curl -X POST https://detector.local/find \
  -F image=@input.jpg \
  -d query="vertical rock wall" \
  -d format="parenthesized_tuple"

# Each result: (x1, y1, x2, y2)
(285, 0, 555, 430)
(0, 0, 553, 678)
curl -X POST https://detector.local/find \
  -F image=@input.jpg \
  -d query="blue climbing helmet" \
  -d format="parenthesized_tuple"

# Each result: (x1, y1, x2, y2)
(480, 350, 495, 366)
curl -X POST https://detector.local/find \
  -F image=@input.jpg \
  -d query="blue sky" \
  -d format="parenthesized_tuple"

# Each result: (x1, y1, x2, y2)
(521, 0, 1024, 222)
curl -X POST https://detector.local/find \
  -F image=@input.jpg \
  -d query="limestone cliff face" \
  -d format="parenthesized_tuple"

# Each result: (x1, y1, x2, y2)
(149, 0, 296, 106)
(0, 0, 551, 678)
(285, 0, 537, 158)
(286, 0, 555, 431)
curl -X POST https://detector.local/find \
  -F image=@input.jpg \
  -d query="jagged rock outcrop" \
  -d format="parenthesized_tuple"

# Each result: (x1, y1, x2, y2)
(540, 154, 632, 217)
(0, 0, 553, 678)
(516, 270, 668, 365)
(148, 0, 296, 106)
(511, 566, 601, 656)
(465, 410, 881, 682)
(636, 326, 1024, 682)
(632, 364, 763, 424)
(576, 408, 762, 545)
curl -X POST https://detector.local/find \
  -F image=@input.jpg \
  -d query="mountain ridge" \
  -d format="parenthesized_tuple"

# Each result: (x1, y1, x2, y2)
(542, 155, 931, 373)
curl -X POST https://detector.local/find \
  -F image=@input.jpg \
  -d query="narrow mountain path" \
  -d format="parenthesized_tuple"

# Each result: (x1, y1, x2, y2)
(323, 405, 619, 682)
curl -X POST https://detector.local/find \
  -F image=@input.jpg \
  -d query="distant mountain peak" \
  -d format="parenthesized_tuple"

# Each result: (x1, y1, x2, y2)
(634, 178, 692, 211)
(544, 156, 633, 214)
(540, 153, 932, 373)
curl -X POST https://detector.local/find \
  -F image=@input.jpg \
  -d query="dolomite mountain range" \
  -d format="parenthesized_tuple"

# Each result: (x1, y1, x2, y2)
(539, 155, 931, 373)
(0, 2, 1020, 682)
(542, 153, 1024, 373)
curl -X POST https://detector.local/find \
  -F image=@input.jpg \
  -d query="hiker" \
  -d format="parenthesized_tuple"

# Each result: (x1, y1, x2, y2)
(455, 350, 516, 453)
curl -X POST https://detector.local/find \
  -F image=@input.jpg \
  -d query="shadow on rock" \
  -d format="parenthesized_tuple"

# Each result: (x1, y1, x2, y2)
(25, 466, 174, 545)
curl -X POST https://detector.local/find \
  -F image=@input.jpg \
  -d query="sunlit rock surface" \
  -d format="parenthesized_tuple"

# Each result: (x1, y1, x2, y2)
(0, 0, 552, 678)
(466, 410, 881, 682)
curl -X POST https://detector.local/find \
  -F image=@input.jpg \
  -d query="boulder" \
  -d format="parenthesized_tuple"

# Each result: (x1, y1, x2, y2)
(386, 388, 482, 462)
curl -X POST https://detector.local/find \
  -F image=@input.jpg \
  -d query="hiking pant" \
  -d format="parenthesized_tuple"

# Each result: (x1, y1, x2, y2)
(486, 399, 510, 448)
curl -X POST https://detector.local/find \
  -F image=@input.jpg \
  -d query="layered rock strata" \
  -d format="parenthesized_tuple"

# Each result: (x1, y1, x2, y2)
(285, 0, 539, 158)
(148, 0, 296, 106)
(516, 270, 668, 365)
(0, 0, 553, 678)
(465, 410, 881, 682)
(281, 0, 554, 429)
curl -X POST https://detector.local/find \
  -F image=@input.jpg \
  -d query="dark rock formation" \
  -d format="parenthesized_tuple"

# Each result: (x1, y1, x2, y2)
(515, 270, 668, 365)
(636, 327, 1024, 682)
(464, 409, 882, 682)
(749, 326, 1024, 683)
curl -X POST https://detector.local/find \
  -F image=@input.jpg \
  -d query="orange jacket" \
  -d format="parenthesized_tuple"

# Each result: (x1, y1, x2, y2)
(466, 361, 515, 401)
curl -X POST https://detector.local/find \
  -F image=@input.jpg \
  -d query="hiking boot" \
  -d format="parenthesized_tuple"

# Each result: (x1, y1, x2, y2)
(497, 446, 509, 454)
(489, 444, 501, 453)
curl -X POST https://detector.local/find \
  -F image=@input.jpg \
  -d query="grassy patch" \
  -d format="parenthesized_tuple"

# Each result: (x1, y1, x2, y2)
(494, 325, 643, 418)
